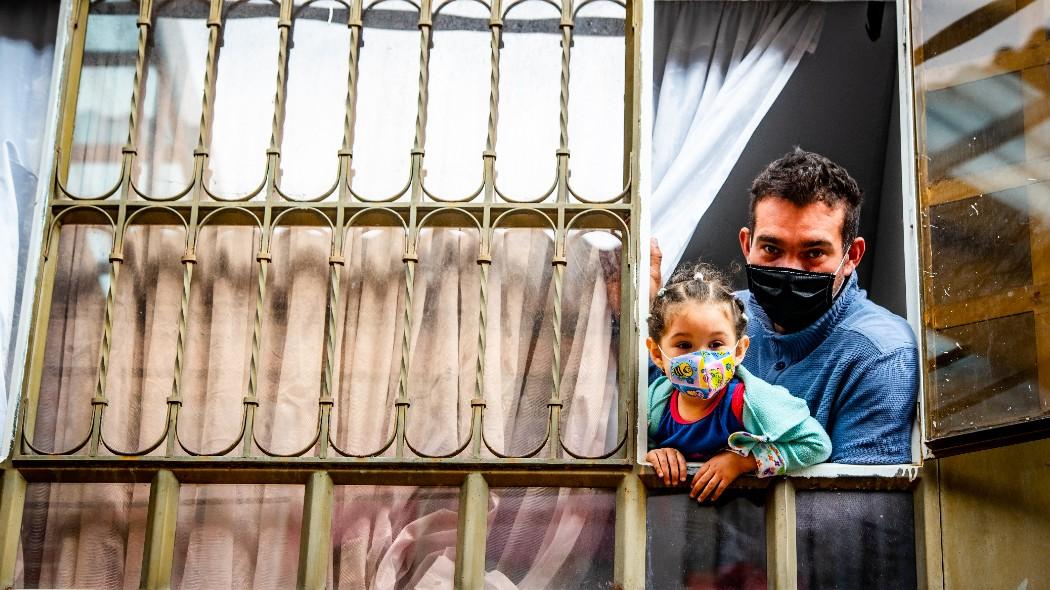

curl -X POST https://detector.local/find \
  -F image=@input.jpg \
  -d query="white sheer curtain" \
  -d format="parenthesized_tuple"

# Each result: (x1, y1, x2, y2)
(0, 1, 60, 459)
(16, 1, 624, 588)
(651, 1, 825, 279)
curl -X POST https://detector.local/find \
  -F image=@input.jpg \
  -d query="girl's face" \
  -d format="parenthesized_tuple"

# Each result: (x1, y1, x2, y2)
(647, 300, 749, 372)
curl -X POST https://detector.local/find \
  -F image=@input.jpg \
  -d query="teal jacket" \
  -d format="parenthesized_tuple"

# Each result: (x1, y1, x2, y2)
(648, 365, 832, 476)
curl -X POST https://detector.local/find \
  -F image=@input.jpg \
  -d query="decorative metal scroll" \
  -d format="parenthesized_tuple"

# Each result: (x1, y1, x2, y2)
(18, 0, 638, 466)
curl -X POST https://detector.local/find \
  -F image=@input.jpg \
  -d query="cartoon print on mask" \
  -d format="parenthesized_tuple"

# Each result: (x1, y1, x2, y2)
(659, 347, 738, 399)
(671, 360, 694, 381)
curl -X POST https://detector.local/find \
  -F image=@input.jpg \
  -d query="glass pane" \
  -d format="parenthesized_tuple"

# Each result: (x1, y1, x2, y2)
(496, 1, 561, 202)
(423, 0, 490, 201)
(406, 226, 480, 457)
(350, 1, 420, 200)
(646, 490, 766, 590)
(796, 491, 916, 590)
(33, 224, 114, 454)
(177, 223, 261, 455)
(483, 226, 556, 457)
(331, 225, 406, 456)
(568, 0, 626, 201)
(15, 483, 149, 589)
(913, 0, 1050, 447)
(103, 223, 187, 455)
(487, 487, 615, 589)
(278, 0, 350, 199)
(255, 225, 332, 456)
(560, 228, 622, 457)
(928, 188, 1031, 305)
(173, 484, 303, 589)
(329, 486, 458, 588)
(930, 314, 1040, 437)
(204, 0, 281, 198)
(132, 0, 210, 199)
(66, 0, 139, 198)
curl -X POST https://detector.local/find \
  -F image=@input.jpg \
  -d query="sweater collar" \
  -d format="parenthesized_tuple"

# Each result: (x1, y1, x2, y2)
(748, 272, 859, 363)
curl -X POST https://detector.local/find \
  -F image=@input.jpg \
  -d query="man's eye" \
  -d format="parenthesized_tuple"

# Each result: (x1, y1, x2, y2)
(804, 250, 826, 259)
(761, 245, 780, 256)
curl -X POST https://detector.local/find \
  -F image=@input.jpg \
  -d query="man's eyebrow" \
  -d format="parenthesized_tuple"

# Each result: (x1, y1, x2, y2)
(801, 239, 834, 249)
(753, 235, 783, 245)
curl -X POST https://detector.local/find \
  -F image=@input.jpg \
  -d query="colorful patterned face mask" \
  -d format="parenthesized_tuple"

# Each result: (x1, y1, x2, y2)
(658, 347, 737, 399)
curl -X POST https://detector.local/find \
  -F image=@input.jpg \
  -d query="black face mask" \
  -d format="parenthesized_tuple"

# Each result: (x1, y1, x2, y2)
(745, 258, 847, 333)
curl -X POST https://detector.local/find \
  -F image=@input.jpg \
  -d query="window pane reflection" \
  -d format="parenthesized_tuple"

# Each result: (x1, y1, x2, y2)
(796, 491, 915, 590)
(646, 490, 766, 590)
(914, 0, 1050, 444)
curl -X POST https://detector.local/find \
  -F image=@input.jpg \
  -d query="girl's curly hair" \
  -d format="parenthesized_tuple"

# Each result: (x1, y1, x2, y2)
(647, 261, 747, 342)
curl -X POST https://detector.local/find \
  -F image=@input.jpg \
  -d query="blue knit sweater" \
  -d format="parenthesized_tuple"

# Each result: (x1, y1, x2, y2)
(739, 273, 917, 464)
(647, 273, 917, 464)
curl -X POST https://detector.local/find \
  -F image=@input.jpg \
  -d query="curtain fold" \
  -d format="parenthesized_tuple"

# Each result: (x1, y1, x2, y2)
(651, 1, 825, 280)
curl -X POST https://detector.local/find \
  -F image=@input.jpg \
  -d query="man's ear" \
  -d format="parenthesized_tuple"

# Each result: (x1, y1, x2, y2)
(739, 227, 752, 259)
(844, 237, 866, 275)
(734, 335, 750, 364)
(646, 337, 664, 370)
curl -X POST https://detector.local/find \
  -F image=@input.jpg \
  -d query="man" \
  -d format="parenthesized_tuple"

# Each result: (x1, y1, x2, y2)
(651, 148, 917, 464)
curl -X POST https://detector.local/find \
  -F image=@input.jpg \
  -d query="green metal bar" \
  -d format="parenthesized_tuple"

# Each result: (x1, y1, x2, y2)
(165, 0, 221, 457)
(297, 471, 334, 590)
(140, 469, 180, 590)
(0, 468, 27, 588)
(614, 472, 646, 589)
(621, 0, 641, 462)
(12, 455, 632, 486)
(87, 0, 156, 457)
(17, 222, 60, 454)
(765, 478, 798, 590)
(454, 472, 489, 589)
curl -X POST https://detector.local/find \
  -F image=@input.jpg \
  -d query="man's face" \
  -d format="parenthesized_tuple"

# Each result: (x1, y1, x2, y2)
(738, 195, 865, 294)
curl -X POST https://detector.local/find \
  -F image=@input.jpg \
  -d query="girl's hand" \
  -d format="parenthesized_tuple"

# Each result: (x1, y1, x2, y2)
(689, 451, 757, 502)
(646, 447, 687, 486)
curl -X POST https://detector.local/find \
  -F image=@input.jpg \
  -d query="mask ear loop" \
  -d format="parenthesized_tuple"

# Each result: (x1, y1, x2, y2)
(830, 249, 851, 298)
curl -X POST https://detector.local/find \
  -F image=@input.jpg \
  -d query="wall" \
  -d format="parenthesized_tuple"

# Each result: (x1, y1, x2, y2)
(678, 2, 904, 315)
(936, 437, 1050, 589)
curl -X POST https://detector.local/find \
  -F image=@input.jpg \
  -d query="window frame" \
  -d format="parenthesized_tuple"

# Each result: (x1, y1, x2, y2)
(908, 0, 1050, 458)
(0, 0, 984, 588)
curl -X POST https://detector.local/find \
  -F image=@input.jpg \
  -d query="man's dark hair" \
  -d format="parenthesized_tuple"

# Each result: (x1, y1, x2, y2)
(748, 148, 864, 248)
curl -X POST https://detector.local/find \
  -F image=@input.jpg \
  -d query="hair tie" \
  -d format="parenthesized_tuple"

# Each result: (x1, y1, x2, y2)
(693, 271, 704, 281)
(656, 287, 666, 298)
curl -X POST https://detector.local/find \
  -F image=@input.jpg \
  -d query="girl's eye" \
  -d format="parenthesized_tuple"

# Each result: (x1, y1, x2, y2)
(674, 342, 692, 350)
(709, 341, 725, 349)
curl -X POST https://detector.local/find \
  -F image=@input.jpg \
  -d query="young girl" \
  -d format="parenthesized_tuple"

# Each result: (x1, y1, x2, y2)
(646, 262, 831, 501)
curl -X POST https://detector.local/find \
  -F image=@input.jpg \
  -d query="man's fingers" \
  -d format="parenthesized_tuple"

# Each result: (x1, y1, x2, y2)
(649, 238, 663, 304)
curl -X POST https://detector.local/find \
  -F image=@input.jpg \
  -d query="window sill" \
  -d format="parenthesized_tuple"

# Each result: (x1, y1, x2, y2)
(639, 461, 921, 491)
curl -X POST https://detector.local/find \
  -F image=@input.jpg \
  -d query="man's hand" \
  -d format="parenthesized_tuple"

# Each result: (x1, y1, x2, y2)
(649, 238, 662, 305)
(646, 447, 687, 486)
(689, 451, 757, 502)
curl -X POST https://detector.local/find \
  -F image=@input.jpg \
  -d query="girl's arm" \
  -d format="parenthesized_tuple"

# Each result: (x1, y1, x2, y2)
(730, 370, 833, 476)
